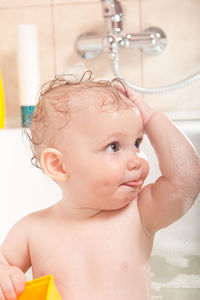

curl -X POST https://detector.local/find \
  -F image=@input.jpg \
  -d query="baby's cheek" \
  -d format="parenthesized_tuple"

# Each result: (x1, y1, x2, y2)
(102, 174, 121, 188)
(98, 163, 123, 188)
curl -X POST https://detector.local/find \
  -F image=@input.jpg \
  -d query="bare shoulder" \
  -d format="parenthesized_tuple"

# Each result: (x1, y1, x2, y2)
(0, 205, 56, 271)
(17, 206, 53, 225)
(26, 206, 54, 219)
(2, 205, 55, 248)
(21, 205, 56, 227)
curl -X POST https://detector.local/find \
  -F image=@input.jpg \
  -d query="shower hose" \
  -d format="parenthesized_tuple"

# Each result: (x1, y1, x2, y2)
(111, 49, 200, 94)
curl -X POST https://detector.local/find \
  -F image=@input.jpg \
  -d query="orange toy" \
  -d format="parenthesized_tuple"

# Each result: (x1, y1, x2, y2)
(18, 275, 61, 300)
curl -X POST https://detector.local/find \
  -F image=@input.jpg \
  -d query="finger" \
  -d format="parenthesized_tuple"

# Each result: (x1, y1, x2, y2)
(0, 287, 6, 300)
(0, 279, 17, 300)
(10, 268, 26, 296)
(112, 80, 125, 92)
(113, 81, 137, 103)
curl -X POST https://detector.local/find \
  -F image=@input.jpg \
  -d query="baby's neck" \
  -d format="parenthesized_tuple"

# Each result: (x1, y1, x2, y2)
(53, 200, 103, 221)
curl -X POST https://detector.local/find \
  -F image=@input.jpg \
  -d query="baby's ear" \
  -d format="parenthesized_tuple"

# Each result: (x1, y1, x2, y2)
(41, 148, 68, 182)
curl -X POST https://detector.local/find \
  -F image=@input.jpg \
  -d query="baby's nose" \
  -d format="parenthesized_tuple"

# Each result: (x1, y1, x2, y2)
(127, 152, 140, 170)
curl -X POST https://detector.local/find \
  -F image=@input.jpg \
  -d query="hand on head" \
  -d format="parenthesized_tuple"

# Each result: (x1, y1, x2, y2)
(114, 83, 155, 127)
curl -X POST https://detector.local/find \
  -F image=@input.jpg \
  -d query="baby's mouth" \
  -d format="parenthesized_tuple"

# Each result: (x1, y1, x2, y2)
(122, 179, 143, 188)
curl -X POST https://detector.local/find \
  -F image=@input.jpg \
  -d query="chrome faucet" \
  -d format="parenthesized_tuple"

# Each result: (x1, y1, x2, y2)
(75, 0, 200, 94)
(101, 0, 123, 33)
(76, 0, 167, 59)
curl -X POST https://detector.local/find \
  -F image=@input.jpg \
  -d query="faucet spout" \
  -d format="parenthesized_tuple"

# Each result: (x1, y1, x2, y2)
(101, 0, 123, 33)
(101, 0, 123, 18)
(75, 1, 167, 59)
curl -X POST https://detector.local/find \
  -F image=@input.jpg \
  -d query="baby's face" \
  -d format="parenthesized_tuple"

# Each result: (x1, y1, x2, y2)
(59, 97, 149, 211)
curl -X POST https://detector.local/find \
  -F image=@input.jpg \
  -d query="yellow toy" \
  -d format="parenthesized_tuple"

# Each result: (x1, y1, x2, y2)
(0, 72, 5, 129)
(18, 275, 61, 300)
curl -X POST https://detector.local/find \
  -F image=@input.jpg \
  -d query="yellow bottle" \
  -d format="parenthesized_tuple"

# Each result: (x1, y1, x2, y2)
(0, 72, 5, 129)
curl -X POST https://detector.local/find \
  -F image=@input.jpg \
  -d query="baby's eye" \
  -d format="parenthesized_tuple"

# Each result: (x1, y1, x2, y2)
(135, 138, 142, 149)
(105, 142, 120, 152)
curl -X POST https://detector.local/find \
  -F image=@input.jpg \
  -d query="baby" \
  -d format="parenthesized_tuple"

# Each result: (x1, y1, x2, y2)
(0, 64, 200, 300)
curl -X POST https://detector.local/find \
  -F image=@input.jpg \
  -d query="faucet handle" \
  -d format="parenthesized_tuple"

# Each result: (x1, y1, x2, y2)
(101, 0, 123, 18)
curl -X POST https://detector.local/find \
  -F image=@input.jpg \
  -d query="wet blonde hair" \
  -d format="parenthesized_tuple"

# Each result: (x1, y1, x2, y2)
(28, 63, 133, 169)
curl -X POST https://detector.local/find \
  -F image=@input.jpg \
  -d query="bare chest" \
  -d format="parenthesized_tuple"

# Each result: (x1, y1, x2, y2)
(29, 203, 153, 299)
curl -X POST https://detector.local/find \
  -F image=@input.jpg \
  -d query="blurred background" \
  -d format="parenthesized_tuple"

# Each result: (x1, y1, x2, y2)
(0, 1, 200, 299)
(0, 0, 200, 128)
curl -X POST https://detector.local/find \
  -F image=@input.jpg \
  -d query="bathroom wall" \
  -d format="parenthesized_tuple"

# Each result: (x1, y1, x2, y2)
(0, 0, 200, 127)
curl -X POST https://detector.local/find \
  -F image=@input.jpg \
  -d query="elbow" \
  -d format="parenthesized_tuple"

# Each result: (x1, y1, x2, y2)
(190, 156, 200, 194)
(176, 165, 200, 214)
(171, 160, 200, 207)
(176, 154, 200, 194)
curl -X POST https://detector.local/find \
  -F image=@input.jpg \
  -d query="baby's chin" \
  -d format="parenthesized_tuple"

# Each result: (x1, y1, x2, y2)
(100, 195, 137, 211)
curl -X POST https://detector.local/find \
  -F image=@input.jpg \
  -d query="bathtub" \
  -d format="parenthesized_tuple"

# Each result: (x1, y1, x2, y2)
(0, 112, 200, 299)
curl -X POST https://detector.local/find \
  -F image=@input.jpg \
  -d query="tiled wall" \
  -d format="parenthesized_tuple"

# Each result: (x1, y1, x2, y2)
(0, 0, 200, 127)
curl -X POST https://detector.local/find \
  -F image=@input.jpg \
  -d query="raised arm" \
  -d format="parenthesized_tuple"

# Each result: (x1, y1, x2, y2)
(117, 86, 200, 233)
(139, 110, 200, 233)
